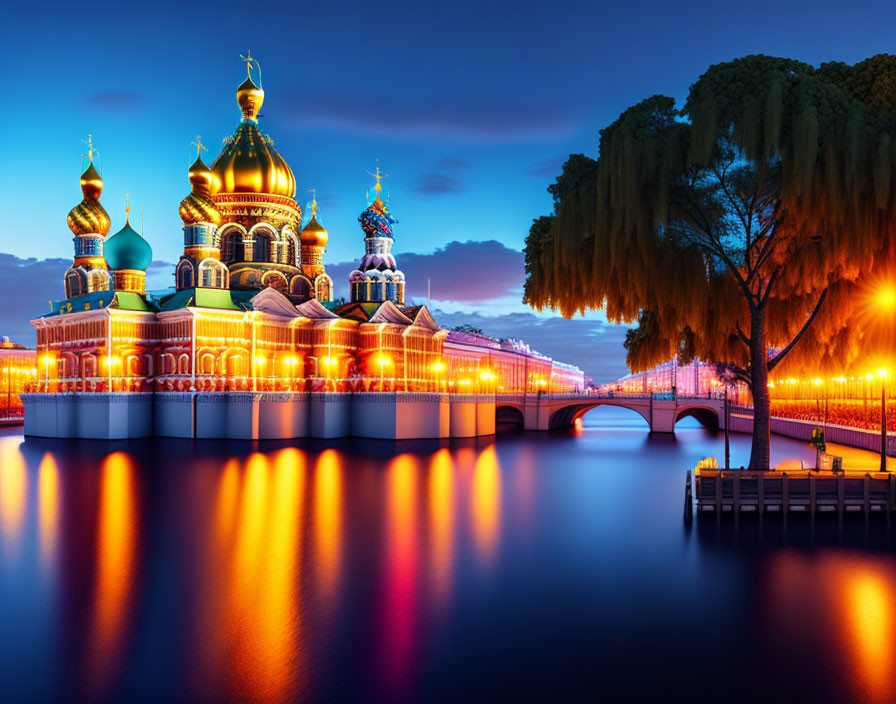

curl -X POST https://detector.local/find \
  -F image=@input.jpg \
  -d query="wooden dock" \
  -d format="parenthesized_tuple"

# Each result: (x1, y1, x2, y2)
(691, 468, 896, 515)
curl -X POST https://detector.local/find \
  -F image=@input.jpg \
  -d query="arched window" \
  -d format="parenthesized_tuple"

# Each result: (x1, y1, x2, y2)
(199, 353, 215, 375)
(221, 229, 244, 264)
(178, 354, 190, 375)
(315, 275, 333, 302)
(176, 260, 195, 289)
(65, 269, 86, 298)
(226, 354, 245, 377)
(198, 259, 228, 288)
(87, 269, 110, 292)
(285, 232, 299, 266)
(252, 228, 275, 263)
(290, 275, 312, 299)
(262, 271, 288, 293)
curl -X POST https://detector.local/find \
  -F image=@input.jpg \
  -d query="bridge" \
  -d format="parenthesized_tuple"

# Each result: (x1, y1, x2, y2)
(495, 392, 728, 433)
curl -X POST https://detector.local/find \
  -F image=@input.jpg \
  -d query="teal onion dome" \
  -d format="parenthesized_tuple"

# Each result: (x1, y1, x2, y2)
(104, 221, 153, 271)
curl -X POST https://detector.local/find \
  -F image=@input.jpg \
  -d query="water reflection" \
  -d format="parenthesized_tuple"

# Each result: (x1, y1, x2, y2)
(428, 449, 454, 609)
(37, 454, 59, 571)
(0, 438, 27, 560)
(762, 551, 896, 703)
(377, 453, 420, 697)
(1, 419, 896, 703)
(313, 448, 342, 603)
(87, 451, 139, 697)
(471, 445, 501, 566)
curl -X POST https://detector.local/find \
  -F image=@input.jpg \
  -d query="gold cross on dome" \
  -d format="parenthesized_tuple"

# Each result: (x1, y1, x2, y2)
(191, 134, 208, 158)
(81, 134, 94, 161)
(367, 159, 389, 194)
(125, 193, 131, 220)
(239, 50, 263, 87)
(309, 188, 317, 215)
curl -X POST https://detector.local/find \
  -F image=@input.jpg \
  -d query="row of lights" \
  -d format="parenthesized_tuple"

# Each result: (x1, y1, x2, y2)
(768, 368, 889, 388)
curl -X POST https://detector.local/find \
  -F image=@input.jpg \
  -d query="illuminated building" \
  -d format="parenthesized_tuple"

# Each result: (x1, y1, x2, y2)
(0, 339, 36, 422)
(22, 55, 584, 440)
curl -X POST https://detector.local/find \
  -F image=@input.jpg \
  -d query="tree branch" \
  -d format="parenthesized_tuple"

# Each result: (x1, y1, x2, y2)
(767, 288, 828, 372)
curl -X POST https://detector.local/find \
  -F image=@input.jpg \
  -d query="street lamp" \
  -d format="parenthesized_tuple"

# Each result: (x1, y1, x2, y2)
(878, 368, 889, 472)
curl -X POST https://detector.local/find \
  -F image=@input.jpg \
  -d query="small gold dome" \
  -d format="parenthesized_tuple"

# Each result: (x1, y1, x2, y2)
(301, 214, 328, 247)
(179, 193, 223, 226)
(180, 155, 222, 225)
(237, 76, 264, 121)
(67, 160, 111, 236)
(301, 195, 328, 247)
(80, 161, 103, 200)
(188, 155, 221, 197)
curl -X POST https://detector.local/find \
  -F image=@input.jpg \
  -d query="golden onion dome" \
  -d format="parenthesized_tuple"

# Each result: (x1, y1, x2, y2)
(180, 153, 223, 226)
(237, 76, 264, 121)
(67, 160, 111, 236)
(210, 68, 296, 198)
(301, 214, 328, 247)
(188, 154, 220, 197)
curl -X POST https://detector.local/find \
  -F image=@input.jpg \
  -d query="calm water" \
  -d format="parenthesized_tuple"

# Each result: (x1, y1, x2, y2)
(1, 409, 895, 704)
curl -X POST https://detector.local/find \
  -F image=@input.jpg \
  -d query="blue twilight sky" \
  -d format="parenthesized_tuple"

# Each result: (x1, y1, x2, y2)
(1, 0, 895, 381)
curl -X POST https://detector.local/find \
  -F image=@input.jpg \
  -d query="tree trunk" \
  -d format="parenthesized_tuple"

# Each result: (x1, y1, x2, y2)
(749, 306, 771, 470)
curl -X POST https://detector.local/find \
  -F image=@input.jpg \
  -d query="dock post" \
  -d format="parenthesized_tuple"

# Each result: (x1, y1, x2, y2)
(810, 474, 816, 514)
(889, 474, 894, 516)
(864, 474, 871, 515)
(715, 471, 722, 512)
(782, 473, 789, 514)
(758, 474, 765, 514)
(838, 474, 845, 520)
(684, 470, 693, 521)
(733, 473, 741, 514)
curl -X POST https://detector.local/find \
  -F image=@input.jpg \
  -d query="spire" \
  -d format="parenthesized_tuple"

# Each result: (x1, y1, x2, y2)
(367, 159, 388, 202)
(125, 193, 131, 224)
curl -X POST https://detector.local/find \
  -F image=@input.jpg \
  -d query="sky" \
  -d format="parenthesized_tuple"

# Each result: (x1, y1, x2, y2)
(2, 0, 896, 381)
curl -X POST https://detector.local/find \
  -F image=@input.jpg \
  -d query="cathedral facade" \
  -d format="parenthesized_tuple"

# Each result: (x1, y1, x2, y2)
(22, 57, 584, 440)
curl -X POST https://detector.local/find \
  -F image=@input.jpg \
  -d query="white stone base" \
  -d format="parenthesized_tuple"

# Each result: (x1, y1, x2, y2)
(154, 392, 195, 438)
(449, 394, 478, 438)
(476, 396, 496, 436)
(310, 392, 352, 438)
(352, 393, 449, 439)
(22, 393, 153, 439)
(24, 391, 501, 440)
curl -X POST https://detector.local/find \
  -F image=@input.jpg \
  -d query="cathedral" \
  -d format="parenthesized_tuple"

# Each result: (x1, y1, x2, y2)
(24, 56, 584, 440)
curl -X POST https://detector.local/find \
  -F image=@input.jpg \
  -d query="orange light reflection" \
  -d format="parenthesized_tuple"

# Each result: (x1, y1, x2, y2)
(0, 438, 28, 559)
(37, 453, 60, 569)
(471, 445, 501, 566)
(428, 449, 454, 608)
(87, 451, 139, 696)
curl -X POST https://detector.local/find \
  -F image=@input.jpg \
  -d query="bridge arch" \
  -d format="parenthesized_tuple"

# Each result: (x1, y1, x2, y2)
(496, 404, 524, 429)
(548, 402, 651, 430)
(674, 404, 720, 430)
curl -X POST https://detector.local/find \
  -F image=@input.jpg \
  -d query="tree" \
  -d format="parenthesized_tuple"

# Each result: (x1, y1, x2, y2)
(524, 55, 896, 469)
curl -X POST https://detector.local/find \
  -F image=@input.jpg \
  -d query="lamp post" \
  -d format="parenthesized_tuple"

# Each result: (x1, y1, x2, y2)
(724, 383, 730, 470)
(879, 368, 888, 472)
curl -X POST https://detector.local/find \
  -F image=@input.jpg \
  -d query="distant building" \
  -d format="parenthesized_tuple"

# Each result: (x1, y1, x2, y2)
(1, 338, 36, 421)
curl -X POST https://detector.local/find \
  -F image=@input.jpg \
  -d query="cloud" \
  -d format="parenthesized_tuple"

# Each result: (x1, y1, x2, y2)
(328, 240, 524, 303)
(412, 173, 463, 195)
(84, 91, 147, 110)
(281, 93, 577, 141)
(529, 156, 567, 179)
(429, 309, 629, 383)
(0, 254, 70, 345)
